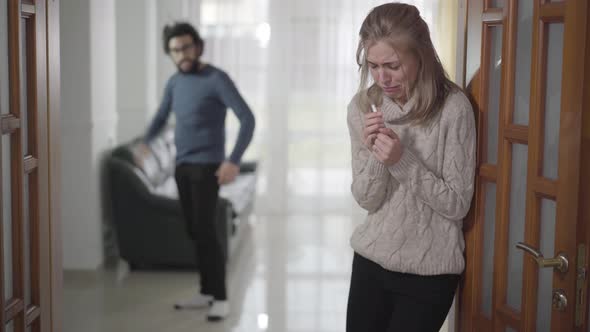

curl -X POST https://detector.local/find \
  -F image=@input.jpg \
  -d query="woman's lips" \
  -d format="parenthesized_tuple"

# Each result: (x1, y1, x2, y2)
(383, 85, 401, 93)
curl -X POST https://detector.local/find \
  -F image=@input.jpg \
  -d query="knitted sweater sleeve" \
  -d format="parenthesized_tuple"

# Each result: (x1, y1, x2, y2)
(347, 98, 392, 213)
(388, 98, 476, 220)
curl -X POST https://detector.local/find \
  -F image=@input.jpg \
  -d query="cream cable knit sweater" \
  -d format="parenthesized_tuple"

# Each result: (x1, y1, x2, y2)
(347, 90, 476, 275)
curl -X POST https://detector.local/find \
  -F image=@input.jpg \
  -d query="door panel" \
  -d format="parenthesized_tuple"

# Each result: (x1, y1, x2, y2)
(485, 24, 502, 165)
(512, 0, 533, 126)
(0, 1, 9, 311)
(460, 0, 590, 331)
(506, 143, 528, 313)
(1, 0, 54, 331)
(483, 181, 498, 319)
(541, 23, 563, 180)
(536, 198, 556, 331)
(489, 0, 505, 9)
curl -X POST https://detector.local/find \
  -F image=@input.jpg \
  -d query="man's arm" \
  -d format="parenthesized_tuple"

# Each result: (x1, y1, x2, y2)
(134, 78, 173, 165)
(216, 71, 255, 165)
(144, 78, 174, 143)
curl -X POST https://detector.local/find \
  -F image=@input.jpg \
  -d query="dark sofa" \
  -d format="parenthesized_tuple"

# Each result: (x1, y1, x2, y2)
(104, 127, 256, 269)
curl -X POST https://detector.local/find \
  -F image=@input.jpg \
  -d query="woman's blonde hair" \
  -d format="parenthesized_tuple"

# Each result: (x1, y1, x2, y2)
(356, 3, 458, 125)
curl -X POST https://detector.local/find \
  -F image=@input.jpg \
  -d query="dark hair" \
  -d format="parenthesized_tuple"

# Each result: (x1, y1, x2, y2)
(162, 22, 204, 55)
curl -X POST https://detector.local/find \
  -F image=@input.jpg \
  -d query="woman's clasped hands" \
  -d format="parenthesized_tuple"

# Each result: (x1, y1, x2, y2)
(362, 109, 403, 166)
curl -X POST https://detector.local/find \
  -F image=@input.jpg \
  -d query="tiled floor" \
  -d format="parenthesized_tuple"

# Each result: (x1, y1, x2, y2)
(64, 210, 361, 332)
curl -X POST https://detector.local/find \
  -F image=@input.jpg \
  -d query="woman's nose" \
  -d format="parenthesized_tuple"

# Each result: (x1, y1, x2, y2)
(378, 69, 391, 84)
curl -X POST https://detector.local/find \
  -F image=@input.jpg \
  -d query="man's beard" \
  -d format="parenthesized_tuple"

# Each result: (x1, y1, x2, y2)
(177, 59, 199, 73)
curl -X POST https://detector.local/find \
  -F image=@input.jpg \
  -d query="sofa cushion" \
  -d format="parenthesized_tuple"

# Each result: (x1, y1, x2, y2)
(135, 149, 167, 188)
(152, 176, 179, 198)
(149, 136, 175, 177)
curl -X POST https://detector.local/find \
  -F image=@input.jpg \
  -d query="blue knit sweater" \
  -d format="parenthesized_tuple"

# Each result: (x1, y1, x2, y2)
(145, 65, 255, 165)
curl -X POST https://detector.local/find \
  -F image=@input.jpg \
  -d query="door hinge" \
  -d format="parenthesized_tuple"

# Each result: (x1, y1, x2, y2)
(575, 244, 586, 327)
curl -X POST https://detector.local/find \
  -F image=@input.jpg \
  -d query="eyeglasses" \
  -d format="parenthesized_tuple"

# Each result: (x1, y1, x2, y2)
(169, 43, 196, 55)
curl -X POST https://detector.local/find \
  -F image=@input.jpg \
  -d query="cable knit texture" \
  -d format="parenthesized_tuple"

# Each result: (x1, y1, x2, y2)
(347, 89, 476, 275)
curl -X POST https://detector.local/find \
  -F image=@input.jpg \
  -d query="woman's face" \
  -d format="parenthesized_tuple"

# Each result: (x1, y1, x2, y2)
(366, 40, 418, 104)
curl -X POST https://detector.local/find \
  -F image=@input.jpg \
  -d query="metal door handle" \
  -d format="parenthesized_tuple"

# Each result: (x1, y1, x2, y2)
(516, 242, 569, 273)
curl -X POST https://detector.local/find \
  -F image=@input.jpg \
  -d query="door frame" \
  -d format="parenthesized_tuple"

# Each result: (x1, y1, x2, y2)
(47, 0, 63, 331)
(581, 9, 590, 331)
(456, 0, 590, 331)
(1, 0, 62, 331)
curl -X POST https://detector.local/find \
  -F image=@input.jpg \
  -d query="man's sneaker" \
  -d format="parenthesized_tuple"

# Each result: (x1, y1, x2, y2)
(173, 293, 213, 310)
(207, 300, 230, 321)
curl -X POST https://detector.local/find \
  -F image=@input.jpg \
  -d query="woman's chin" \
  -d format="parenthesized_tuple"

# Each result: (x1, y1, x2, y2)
(383, 91, 401, 99)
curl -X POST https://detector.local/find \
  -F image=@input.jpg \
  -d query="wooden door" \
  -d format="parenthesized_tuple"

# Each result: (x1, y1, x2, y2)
(0, 0, 61, 331)
(459, 0, 590, 331)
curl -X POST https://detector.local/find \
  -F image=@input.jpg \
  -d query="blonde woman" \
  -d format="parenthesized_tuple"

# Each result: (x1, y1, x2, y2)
(346, 3, 476, 331)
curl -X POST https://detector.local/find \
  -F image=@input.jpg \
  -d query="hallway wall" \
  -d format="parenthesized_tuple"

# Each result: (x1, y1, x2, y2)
(60, 0, 117, 269)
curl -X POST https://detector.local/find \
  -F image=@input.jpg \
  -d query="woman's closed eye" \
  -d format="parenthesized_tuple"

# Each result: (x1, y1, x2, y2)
(368, 63, 401, 71)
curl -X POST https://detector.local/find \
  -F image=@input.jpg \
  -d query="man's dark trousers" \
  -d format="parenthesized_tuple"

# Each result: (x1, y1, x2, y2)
(174, 162, 226, 300)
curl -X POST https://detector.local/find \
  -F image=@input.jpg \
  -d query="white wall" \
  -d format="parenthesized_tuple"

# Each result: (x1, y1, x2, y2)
(114, 0, 149, 143)
(60, 0, 202, 270)
(60, 0, 117, 270)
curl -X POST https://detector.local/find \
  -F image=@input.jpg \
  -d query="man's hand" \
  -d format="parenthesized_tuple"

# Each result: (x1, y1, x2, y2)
(372, 127, 403, 166)
(363, 110, 384, 149)
(216, 161, 239, 185)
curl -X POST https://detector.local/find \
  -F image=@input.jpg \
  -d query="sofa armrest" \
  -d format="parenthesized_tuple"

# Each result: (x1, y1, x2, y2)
(239, 161, 257, 174)
(107, 158, 181, 214)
